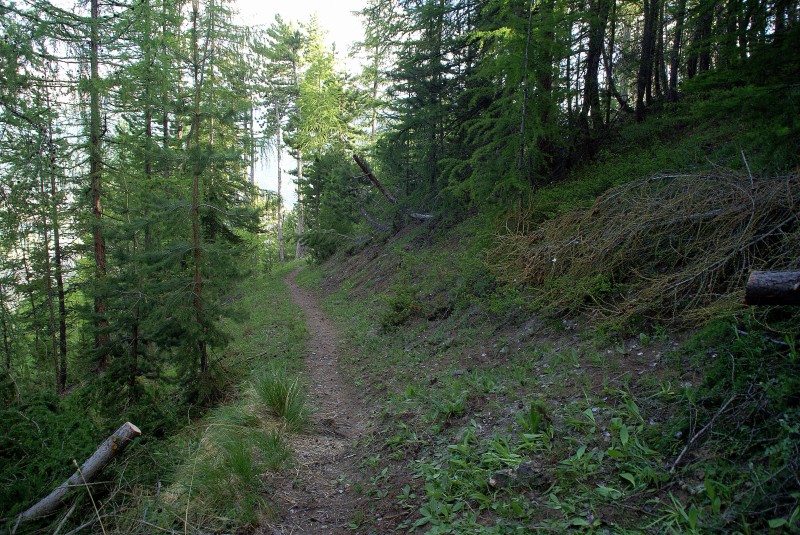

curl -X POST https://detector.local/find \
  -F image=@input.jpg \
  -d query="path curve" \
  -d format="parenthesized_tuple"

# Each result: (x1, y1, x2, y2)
(265, 268, 369, 534)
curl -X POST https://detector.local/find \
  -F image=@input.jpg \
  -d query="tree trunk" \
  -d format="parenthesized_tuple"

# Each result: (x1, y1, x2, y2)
(745, 271, 800, 306)
(655, 0, 668, 99)
(636, 0, 657, 120)
(14, 423, 142, 524)
(353, 153, 397, 204)
(566, 51, 572, 125)
(295, 151, 304, 259)
(50, 162, 68, 391)
(370, 44, 379, 141)
(646, 0, 659, 105)
(668, 0, 687, 101)
(249, 105, 255, 187)
(20, 247, 39, 353)
(696, 0, 715, 73)
(42, 229, 60, 395)
(352, 154, 435, 221)
(518, 0, 534, 170)
(604, 0, 617, 124)
(0, 284, 11, 370)
(190, 0, 208, 374)
(90, 0, 109, 372)
(276, 104, 284, 262)
(582, 0, 611, 130)
(38, 145, 61, 395)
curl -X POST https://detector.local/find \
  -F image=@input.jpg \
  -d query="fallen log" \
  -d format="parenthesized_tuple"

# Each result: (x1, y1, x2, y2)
(352, 153, 435, 221)
(15, 422, 141, 525)
(745, 270, 800, 306)
(359, 206, 390, 232)
(353, 153, 397, 204)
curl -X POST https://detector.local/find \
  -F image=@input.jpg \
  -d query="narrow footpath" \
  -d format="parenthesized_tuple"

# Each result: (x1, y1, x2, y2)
(265, 268, 370, 534)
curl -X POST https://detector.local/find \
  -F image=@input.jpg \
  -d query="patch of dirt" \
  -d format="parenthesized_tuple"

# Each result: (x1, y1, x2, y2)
(261, 268, 371, 534)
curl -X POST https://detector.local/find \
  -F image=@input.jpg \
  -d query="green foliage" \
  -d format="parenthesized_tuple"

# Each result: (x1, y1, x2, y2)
(0, 393, 101, 517)
(300, 229, 347, 264)
(380, 286, 423, 331)
(663, 311, 800, 530)
(167, 402, 291, 529)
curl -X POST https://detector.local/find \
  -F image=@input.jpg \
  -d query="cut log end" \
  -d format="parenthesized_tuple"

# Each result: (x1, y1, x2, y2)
(125, 422, 142, 435)
(745, 270, 800, 306)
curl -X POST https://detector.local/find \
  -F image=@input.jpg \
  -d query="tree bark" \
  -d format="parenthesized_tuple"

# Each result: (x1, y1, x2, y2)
(636, 0, 657, 121)
(519, 0, 534, 168)
(353, 153, 397, 205)
(20, 246, 39, 353)
(582, 0, 611, 130)
(668, 0, 687, 101)
(90, 0, 109, 372)
(276, 103, 284, 262)
(37, 136, 61, 395)
(14, 423, 142, 524)
(190, 0, 208, 374)
(745, 271, 800, 306)
(359, 206, 390, 232)
(0, 284, 11, 370)
(295, 150, 304, 259)
(655, 0, 668, 99)
(50, 159, 68, 392)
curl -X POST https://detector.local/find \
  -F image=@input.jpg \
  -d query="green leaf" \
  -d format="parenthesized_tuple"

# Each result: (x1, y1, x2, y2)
(412, 516, 431, 528)
(620, 472, 636, 486)
(768, 518, 788, 528)
(620, 424, 630, 446)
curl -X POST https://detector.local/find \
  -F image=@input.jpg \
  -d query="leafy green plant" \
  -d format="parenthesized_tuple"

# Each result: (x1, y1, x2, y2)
(380, 286, 423, 331)
(517, 399, 550, 434)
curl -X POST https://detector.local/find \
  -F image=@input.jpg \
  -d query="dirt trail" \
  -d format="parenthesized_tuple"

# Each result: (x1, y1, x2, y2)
(265, 268, 369, 534)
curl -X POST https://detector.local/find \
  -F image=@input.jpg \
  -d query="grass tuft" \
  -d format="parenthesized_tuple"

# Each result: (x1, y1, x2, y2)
(253, 364, 310, 432)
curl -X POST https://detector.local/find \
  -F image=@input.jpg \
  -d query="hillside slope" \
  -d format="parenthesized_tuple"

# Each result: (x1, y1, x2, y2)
(300, 192, 799, 532)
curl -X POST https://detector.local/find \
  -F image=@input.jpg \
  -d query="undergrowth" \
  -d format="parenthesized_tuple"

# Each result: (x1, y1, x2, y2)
(309, 209, 800, 532)
(5, 261, 310, 534)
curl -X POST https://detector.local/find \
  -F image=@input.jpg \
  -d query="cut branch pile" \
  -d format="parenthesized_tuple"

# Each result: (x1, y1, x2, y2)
(492, 170, 800, 325)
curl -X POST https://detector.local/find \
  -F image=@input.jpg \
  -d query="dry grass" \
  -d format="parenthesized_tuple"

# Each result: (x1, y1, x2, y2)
(492, 170, 800, 325)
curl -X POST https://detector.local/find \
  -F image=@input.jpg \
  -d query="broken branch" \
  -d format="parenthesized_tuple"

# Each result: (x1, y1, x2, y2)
(353, 154, 397, 205)
(15, 422, 142, 524)
(352, 154, 435, 222)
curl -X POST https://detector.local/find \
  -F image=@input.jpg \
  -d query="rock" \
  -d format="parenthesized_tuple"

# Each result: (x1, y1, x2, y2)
(489, 462, 550, 490)
(488, 470, 511, 488)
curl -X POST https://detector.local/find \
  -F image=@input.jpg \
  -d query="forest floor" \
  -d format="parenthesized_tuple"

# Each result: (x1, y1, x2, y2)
(249, 215, 798, 533)
(262, 268, 372, 534)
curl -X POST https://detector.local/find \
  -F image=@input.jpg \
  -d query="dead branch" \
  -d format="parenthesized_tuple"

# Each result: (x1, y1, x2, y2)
(491, 171, 800, 325)
(14, 422, 141, 525)
(352, 154, 435, 221)
(359, 206, 391, 232)
(353, 154, 397, 204)
(670, 395, 737, 473)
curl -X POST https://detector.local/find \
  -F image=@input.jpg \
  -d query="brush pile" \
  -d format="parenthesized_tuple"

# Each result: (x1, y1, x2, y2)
(492, 170, 800, 325)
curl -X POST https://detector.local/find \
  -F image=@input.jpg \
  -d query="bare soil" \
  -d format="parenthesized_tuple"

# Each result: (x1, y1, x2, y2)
(262, 268, 371, 534)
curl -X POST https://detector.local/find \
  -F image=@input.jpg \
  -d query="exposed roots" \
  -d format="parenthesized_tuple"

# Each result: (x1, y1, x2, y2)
(492, 170, 800, 326)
